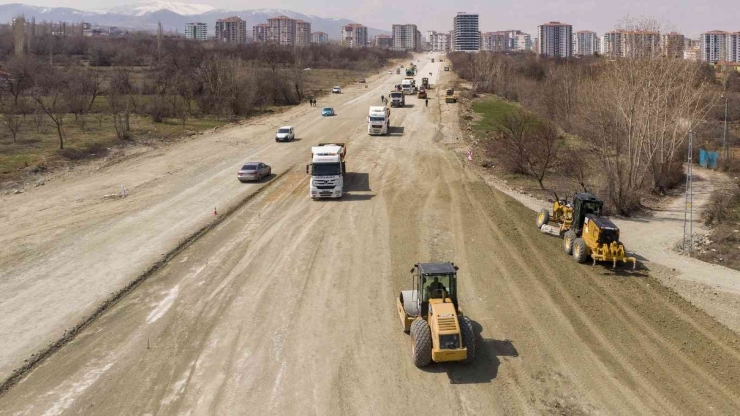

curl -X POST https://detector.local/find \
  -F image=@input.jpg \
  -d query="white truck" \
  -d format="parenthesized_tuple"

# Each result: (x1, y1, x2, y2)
(389, 91, 405, 107)
(368, 106, 390, 135)
(401, 79, 416, 95)
(307, 143, 346, 199)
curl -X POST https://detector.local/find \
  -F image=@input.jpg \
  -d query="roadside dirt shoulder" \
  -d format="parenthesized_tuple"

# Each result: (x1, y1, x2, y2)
(442, 70, 740, 334)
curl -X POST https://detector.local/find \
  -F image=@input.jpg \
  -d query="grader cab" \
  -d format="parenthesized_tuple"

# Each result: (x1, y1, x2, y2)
(396, 262, 475, 368)
(536, 193, 636, 268)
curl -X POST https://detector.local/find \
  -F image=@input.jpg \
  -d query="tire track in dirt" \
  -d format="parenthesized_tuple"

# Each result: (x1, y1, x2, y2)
(482, 177, 740, 414)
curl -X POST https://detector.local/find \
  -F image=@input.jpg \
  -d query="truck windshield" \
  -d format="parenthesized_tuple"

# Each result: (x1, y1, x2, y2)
(312, 163, 341, 176)
(390, 93, 402, 98)
(369, 116, 385, 122)
(278, 128, 290, 133)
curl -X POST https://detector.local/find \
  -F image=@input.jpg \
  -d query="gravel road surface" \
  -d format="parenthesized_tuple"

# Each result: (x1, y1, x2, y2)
(1, 55, 739, 415)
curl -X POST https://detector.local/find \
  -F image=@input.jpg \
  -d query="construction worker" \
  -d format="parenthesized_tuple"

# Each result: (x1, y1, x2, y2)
(425, 98, 428, 107)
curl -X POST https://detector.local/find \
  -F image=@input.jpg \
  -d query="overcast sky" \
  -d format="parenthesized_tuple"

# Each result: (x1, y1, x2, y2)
(12, 0, 738, 37)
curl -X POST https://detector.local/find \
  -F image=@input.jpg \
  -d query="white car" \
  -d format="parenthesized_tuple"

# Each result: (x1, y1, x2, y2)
(275, 126, 295, 142)
(332, 86, 341, 93)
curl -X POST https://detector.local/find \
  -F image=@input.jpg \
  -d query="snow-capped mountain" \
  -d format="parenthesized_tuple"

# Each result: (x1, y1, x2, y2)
(0, 3, 389, 39)
(105, 1, 215, 17)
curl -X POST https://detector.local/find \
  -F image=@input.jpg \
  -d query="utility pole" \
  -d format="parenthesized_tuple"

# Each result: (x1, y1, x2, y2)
(723, 94, 729, 163)
(683, 130, 694, 254)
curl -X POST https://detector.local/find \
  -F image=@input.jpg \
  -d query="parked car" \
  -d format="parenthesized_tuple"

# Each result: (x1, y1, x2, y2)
(322, 107, 335, 116)
(275, 126, 295, 142)
(387, 70, 392, 74)
(444, 66, 450, 71)
(237, 162, 271, 182)
(358, 78, 366, 83)
(332, 86, 341, 93)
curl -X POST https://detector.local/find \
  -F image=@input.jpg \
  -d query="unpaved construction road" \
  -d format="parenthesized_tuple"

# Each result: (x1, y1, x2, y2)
(2, 55, 740, 415)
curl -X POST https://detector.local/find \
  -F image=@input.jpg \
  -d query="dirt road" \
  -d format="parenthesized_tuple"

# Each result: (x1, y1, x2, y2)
(2, 55, 740, 415)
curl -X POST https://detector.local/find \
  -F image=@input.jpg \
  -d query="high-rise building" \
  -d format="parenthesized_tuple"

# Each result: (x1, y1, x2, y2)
(453, 12, 479, 51)
(537, 22, 572, 57)
(574, 30, 598, 56)
(253, 23, 268, 43)
(481, 32, 508, 52)
(600, 31, 621, 57)
(392, 24, 421, 51)
(621, 31, 660, 58)
(185, 23, 207, 41)
(295, 20, 311, 46)
(312, 32, 329, 44)
(375, 34, 392, 48)
(512, 33, 533, 51)
(727, 32, 740, 63)
(341, 24, 368, 48)
(266, 16, 297, 45)
(660, 32, 685, 58)
(428, 31, 451, 52)
(700, 31, 727, 63)
(215, 17, 247, 44)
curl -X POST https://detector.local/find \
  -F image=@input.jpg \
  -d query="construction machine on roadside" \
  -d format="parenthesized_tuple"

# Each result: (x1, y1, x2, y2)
(421, 77, 430, 89)
(536, 193, 636, 268)
(397, 262, 475, 368)
(445, 88, 457, 103)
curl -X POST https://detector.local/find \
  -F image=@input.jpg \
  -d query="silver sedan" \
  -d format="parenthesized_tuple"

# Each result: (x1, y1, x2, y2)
(237, 162, 271, 182)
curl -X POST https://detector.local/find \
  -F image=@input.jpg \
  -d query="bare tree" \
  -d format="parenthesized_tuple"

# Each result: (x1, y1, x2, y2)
(1, 98, 23, 142)
(31, 71, 69, 149)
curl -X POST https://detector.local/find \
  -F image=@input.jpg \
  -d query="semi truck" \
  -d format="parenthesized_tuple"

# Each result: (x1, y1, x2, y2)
(406, 67, 415, 76)
(307, 143, 346, 199)
(401, 79, 415, 95)
(368, 106, 390, 135)
(389, 91, 405, 107)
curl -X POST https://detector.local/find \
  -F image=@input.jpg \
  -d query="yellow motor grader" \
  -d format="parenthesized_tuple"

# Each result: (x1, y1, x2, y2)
(396, 262, 475, 368)
(536, 193, 636, 268)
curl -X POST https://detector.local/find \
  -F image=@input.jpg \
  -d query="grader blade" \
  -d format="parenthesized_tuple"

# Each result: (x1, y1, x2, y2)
(539, 224, 561, 237)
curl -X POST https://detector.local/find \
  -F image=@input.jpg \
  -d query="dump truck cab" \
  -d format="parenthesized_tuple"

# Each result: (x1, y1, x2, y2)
(396, 262, 475, 367)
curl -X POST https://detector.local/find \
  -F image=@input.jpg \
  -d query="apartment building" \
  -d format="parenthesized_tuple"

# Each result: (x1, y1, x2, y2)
(215, 17, 247, 44)
(660, 32, 685, 58)
(295, 20, 311, 46)
(266, 16, 297, 45)
(375, 34, 392, 48)
(574, 30, 598, 56)
(684, 45, 701, 61)
(512, 33, 532, 51)
(600, 31, 619, 57)
(185, 22, 207, 41)
(701, 31, 728, 63)
(341, 24, 368, 48)
(312, 31, 329, 44)
(537, 22, 572, 57)
(728, 33, 740, 63)
(252, 23, 268, 43)
(453, 12, 479, 51)
(621, 31, 660, 58)
(481, 32, 508, 52)
(392, 23, 421, 51)
(428, 31, 451, 52)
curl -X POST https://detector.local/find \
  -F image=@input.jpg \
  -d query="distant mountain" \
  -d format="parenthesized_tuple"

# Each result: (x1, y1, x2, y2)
(0, 3, 390, 39)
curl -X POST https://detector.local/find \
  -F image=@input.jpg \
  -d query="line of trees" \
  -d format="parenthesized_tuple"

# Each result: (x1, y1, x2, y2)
(450, 19, 725, 214)
(0, 30, 408, 149)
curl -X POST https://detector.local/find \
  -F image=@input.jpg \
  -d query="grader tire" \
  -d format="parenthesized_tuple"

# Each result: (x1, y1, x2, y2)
(459, 315, 476, 364)
(573, 238, 589, 264)
(410, 319, 432, 368)
(536, 209, 550, 229)
(563, 230, 576, 255)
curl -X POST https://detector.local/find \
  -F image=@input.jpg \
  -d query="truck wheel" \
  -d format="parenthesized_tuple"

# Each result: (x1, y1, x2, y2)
(458, 315, 476, 363)
(573, 238, 589, 264)
(536, 209, 550, 229)
(563, 230, 576, 255)
(410, 319, 432, 368)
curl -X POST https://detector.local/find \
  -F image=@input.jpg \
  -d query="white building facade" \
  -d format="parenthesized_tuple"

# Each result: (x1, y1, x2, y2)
(453, 13, 480, 51)
(185, 23, 207, 41)
(537, 22, 572, 57)
(575, 30, 598, 55)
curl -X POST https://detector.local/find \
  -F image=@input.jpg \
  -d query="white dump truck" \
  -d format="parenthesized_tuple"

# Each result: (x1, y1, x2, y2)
(389, 91, 405, 107)
(307, 143, 346, 199)
(368, 106, 390, 135)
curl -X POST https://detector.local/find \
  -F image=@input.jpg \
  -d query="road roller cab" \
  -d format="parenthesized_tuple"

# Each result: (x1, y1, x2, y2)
(396, 262, 475, 367)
